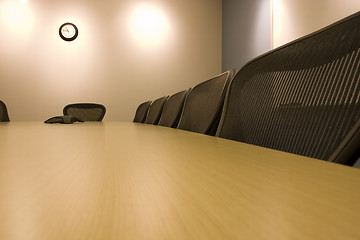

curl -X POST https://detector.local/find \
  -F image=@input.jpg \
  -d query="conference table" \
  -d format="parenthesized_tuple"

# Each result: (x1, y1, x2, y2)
(0, 122, 359, 240)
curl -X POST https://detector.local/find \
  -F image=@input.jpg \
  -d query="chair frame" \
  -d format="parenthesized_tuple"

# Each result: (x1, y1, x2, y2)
(63, 103, 106, 121)
(158, 89, 190, 128)
(133, 101, 152, 123)
(216, 12, 360, 166)
(145, 96, 168, 125)
(177, 69, 236, 135)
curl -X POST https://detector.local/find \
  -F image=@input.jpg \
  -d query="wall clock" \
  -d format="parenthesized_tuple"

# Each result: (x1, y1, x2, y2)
(59, 23, 78, 41)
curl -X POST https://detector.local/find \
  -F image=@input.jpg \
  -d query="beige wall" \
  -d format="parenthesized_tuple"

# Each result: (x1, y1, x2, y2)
(0, 0, 222, 121)
(272, 0, 360, 48)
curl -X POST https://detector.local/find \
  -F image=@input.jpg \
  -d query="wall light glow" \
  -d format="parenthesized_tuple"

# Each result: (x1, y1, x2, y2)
(0, 0, 34, 36)
(129, 4, 169, 47)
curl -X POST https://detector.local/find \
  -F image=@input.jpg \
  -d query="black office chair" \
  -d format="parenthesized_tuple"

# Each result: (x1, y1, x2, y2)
(133, 101, 152, 123)
(177, 69, 235, 135)
(217, 12, 360, 166)
(0, 100, 10, 122)
(158, 89, 189, 128)
(63, 103, 106, 121)
(145, 96, 168, 125)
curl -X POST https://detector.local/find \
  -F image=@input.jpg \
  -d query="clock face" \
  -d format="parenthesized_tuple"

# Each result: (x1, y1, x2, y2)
(59, 23, 78, 41)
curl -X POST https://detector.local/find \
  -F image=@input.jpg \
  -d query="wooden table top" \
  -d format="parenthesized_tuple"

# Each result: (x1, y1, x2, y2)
(0, 122, 359, 240)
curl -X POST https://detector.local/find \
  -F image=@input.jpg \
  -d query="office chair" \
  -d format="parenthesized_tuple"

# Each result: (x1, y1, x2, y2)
(0, 100, 10, 122)
(158, 89, 189, 128)
(177, 69, 235, 135)
(133, 101, 152, 123)
(145, 96, 168, 125)
(217, 12, 360, 166)
(63, 103, 106, 121)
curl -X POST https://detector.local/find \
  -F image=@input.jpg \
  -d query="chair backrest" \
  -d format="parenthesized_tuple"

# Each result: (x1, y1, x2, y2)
(133, 101, 152, 123)
(0, 100, 10, 122)
(158, 89, 189, 128)
(145, 96, 168, 125)
(217, 12, 360, 166)
(63, 103, 106, 121)
(177, 69, 235, 135)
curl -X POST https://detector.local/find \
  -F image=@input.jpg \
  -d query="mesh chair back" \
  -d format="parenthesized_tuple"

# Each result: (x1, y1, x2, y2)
(0, 100, 10, 122)
(63, 103, 106, 121)
(133, 101, 151, 123)
(217, 12, 360, 165)
(145, 96, 168, 125)
(158, 89, 189, 128)
(178, 69, 235, 135)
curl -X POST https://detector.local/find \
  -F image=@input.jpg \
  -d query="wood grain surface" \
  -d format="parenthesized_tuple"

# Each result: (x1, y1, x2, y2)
(0, 122, 359, 240)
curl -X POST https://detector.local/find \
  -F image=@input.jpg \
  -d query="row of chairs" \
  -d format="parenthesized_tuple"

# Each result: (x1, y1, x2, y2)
(133, 11, 360, 167)
(0, 102, 106, 122)
(133, 69, 235, 136)
(3, 12, 360, 166)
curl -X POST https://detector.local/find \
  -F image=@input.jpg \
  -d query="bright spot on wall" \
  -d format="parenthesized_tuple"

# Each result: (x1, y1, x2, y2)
(129, 4, 169, 47)
(0, 0, 34, 36)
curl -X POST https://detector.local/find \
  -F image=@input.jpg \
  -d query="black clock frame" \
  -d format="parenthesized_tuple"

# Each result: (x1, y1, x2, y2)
(59, 22, 78, 42)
